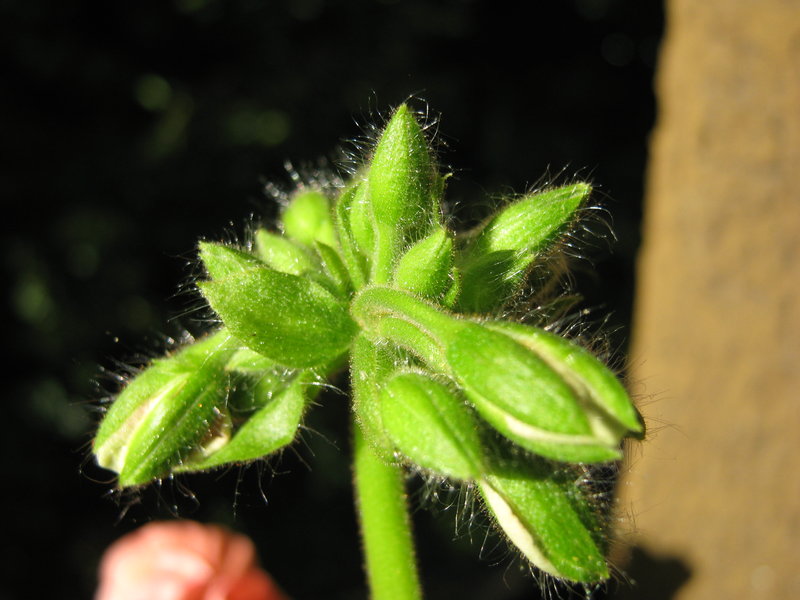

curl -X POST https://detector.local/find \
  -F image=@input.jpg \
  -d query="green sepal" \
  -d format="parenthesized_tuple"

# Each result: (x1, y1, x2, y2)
(178, 370, 313, 470)
(441, 266, 461, 309)
(225, 352, 293, 414)
(392, 227, 454, 299)
(487, 322, 642, 438)
(93, 330, 236, 487)
(227, 370, 291, 414)
(200, 240, 341, 303)
(254, 229, 320, 275)
(488, 422, 623, 464)
(479, 448, 609, 583)
(457, 183, 589, 312)
(315, 241, 353, 296)
(225, 348, 343, 414)
(348, 180, 375, 256)
(199, 242, 263, 280)
(334, 182, 370, 288)
(447, 323, 590, 434)
(447, 323, 625, 463)
(380, 371, 483, 480)
(281, 189, 336, 247)
(199, 263, 357, 368)
(466, 184, 589, 258)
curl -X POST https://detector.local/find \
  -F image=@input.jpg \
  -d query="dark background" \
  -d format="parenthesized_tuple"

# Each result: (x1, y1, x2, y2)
(2, 0, 664, 598)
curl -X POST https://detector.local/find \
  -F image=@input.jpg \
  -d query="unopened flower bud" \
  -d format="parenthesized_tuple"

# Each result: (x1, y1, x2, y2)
(180, 359, 314, 472)
(351, 287, 640, 462)
(457, 183, 590, 312)
(447, 322, 640, 463)
(478, 449, 609, 583)
(93, 331, 236, 487)
(380, 371, 483, 480)
(368, 104, 437, 239)
(487, 321, 643, 440)
(367, 104, 439, 282)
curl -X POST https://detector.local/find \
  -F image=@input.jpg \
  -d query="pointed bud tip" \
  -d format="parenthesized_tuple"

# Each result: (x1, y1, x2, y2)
(393, 103, 410, 116)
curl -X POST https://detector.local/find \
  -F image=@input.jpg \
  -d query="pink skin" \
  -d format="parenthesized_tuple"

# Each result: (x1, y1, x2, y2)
(96, 521, 287, 600)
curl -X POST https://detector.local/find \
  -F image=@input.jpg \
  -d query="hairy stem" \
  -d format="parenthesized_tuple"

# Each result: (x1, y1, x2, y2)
(353, 419, 422, 600)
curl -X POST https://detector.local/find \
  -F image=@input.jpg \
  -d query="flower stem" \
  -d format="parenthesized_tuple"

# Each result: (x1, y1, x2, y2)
(353, 418, 422, 600)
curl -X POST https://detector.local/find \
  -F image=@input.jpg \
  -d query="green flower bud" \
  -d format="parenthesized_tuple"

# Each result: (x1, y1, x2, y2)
(184, 346, 344, 472)
(367, 104, 439, 282)
(447, 323, 629, 463)
(93, 331, 236, 487)
(333, 182, 370, 288)
(457, 183, 590, 312)
(391, 227, 454, 300)
(467, 183, 590, 258)
(368, 104, 437, 238)
(380, 371, 483, 480)
(479, 450, 609, 583)
(199, 244, 357, 368)
(281, 188, 336, 247)
(352, 287, 638, 462)
(486, 321, 643, 440)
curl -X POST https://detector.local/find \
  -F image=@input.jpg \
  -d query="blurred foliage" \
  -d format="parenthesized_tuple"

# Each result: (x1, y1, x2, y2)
(1, 0, 661, 597)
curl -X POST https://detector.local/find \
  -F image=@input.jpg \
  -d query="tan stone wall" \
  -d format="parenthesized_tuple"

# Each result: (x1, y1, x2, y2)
(619, 1, 800, 598)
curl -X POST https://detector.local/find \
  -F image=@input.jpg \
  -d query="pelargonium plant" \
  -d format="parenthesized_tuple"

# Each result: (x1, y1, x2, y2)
(92, 103, 643, 599)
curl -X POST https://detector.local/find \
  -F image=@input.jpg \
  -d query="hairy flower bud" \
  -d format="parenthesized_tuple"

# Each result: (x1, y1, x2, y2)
(368, 104, 437, 241)
(367, 104, 439, 283)
(94, 335, 319, 486)
(457, 183, 590, 312)
(380, 371, 483, 480)
(487, 321, 643, 439)
(352, 286, 641, 463)
(479, 449, 609, 583)
(391, 227, 454, 300)
(447, 322, 640, 463)
(93, 331, 236, 487)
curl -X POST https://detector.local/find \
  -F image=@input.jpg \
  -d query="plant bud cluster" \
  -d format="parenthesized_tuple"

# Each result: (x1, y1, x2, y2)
(93, 104, 642, 583)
